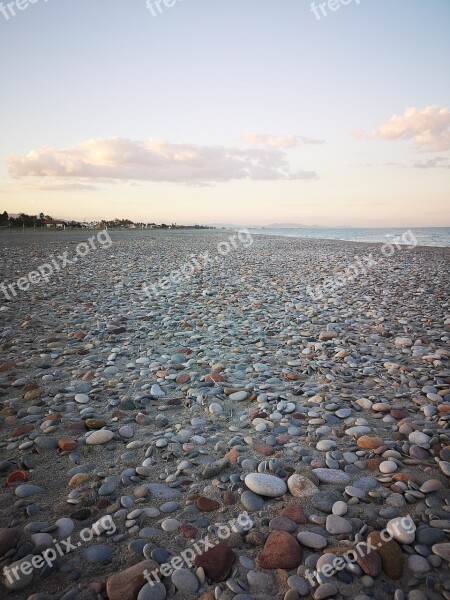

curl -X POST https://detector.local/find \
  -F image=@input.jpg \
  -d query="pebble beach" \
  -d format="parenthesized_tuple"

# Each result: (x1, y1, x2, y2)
(0, 229, 449, 600)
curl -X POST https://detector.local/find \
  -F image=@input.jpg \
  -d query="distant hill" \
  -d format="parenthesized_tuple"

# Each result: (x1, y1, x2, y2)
(265, 223, 317, 229)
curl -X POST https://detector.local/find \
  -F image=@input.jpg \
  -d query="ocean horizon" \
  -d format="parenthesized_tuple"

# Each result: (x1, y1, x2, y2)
(246, 226, 450, 247)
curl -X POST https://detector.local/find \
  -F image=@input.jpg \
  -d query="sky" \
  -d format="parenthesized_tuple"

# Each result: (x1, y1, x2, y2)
(1, 0, 449, 227)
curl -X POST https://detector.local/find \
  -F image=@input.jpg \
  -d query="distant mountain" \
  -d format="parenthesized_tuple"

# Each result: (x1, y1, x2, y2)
(265, 222, 317, 229)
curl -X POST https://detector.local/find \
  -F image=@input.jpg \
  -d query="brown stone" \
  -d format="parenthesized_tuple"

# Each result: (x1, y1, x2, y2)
(224, 449, 239, 463)
(0, 527, 21, 558)
(356, 544, 382, 576)
(180, 524, 197, 539)
(367, 531, 403, 579)
(254, 444, 275, 456)
(280, 504, 308, 525)
(392, 473, 418, 483)
(12, 424, 34, 437)
(257, 531, 302, 570)
(23, 382, 39, 392)
(58, 439, 77, 451)
(366, 458, 381, 471)
(106, 560, 158, 600)
(194, 544, 235, 582)
(85, 419, 106, 430)
(43, 413, 62, 421)
(0, 362, 15, 373)
(196, 497, 220, 512)
(176, 373, 190, 383)
(23, 388, 42, 401)
(357, 435, 383, 449)
(205, 373, 224, 382)
(69, 473, 90, 487)
(223, 491, 237, 505)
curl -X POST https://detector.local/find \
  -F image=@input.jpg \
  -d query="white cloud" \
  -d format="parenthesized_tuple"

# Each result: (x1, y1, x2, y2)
(5, 137, 317, 184)
(353, 106, 450, 152)
(241, 134, 324, 149)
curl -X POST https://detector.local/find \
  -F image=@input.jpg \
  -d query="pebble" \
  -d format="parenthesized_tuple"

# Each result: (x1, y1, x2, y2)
(245, 473, 287, 497)
(2, 230, 449, 600)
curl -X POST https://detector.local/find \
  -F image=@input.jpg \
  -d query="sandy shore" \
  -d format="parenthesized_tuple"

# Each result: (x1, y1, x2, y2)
(0, 230, 449, 600)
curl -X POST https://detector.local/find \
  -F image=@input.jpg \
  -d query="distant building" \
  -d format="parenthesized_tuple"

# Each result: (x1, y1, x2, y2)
(43, 220, 65, 228)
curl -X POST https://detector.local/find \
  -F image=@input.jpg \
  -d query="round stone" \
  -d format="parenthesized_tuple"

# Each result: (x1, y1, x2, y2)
(137, 582, 167, 600)
(312, 469, 350, 484)
(379, 460, 398, 474)
(386, 516, 416, 544)
(75, 393, 89, 404)
(171, 568, 198, 592)
(287, 474, 319, 498)
(245, 473, 287, 498)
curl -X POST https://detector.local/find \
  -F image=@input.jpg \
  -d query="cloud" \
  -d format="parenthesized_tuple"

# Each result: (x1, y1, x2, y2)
(353, 106, 450, 152)
(364, 156, 450, 169)
(241, 134, 324, 149)
(5, 137, 317, 184)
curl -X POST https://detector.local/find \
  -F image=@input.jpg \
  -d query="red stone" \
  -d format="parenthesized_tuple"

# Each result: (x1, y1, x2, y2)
(196, 497, 220, 512)
(176, 373, 190, 383)
(257, 531, 302, 569)
(223, 492, 237, 505)
(12, 424, 34, 437)
(194, 544, 235, 582)
(180, 524, 198, 539)
(254, 444, 275, 456)
(58, 439, 77, 451)
(280, 504, 307, 525)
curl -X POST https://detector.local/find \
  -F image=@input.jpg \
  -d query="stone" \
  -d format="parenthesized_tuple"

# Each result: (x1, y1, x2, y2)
(86, 429, 115, 445)
(367, 531, 403, 579)
(3, 554, 34, 590)
(0, 527, 21, 557)
(312, 469, 350, 484)
(14, 484, 44, 498)
(326, 515, 352, 534)
(313, 583, 338, 599)
(106, 560, 158, 600)
(280, 505, 307, 524)
(379, 460, 398, 474)
(194, 544, 235, 582)
(241, 490, 264, 511)
(287, 474, 320, 498)
(245, 473, 287, 497)
(171, 568, 199, 592)
(386, 516, 416, 544)
(257, 531, 302, 569)
(296, 532, 327, 549)
(432, 543, 450, 562)
(357, 436, 383, 449)
(137, 582, 167, 600)
(196, 497, 220, 512)
(356, 544, 382, 576)
(407, 555, 430, 574)
(408, 432, 430, 448)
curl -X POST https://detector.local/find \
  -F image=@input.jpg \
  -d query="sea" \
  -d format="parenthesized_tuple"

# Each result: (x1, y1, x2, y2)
(246, 227, 450, 247)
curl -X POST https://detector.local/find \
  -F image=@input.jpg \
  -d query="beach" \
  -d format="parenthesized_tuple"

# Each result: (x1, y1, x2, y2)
(0, 229, 449, 600)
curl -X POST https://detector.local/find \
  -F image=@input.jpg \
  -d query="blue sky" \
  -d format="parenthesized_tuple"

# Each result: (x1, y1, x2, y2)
(1, 0, 449, 225)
